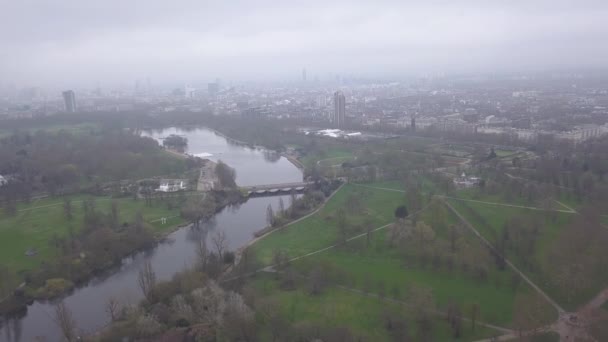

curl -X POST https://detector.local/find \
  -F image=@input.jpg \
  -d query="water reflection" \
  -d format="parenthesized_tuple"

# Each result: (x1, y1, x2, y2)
(0, 126, 301, 342)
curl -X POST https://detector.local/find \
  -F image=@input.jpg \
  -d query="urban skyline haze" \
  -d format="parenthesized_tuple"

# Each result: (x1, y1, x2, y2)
(2, 0, 608, 87)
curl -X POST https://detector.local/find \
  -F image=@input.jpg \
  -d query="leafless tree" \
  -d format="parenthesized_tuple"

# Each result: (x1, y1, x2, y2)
(110, 199, 119, 230)
(278, 197, 285, 216)
(266, 204, 275, 227)
(470, 303, 479, 332)
(212, 230, 227, 259)
(54, 302, 77, 342)
(63, 198, 72, 220)
(138, 261, 156, 300)
(196, 228, 209, 271)
(106, 297, 121, 322)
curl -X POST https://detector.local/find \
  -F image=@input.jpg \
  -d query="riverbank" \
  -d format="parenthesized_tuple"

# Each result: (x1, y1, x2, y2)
(0, 189, 245, 318)
(225, 181, 344, 278)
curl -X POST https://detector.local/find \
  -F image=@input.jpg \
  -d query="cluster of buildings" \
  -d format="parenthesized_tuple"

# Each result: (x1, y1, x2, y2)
(2, 73, 608, 144)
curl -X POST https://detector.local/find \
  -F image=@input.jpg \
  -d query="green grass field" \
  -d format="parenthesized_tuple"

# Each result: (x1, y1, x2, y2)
(0, 122, 101, 138)
(250, 182, 557, 329)
(445, 198, 608, 311)
(251, 273, 500, 341)
(0, 194, 185, 280)
(253, 183, 406, 264)
(446, 199, 571, 267)
(300, 148, 356, 168)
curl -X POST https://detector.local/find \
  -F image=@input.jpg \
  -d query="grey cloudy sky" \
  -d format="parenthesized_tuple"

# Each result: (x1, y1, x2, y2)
(1, 0, 607, 86)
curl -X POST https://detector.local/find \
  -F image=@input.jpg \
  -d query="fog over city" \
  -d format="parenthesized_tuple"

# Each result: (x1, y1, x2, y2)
(2, 0, 608, 86)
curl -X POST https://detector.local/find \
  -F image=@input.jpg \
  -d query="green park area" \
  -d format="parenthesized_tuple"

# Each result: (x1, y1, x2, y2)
(248, 181, 558, 339)
(300, 147, 357, 169)
(251, 273, 500, 341)
(0, 122, 101, 138)
(0, 193, 187, 291)
(447, 196, 608, 311)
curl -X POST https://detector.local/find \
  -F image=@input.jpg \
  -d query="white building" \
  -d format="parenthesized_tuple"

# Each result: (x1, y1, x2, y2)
(157, 179, 188, 192)
(453, 172, 481, 188)
(556, 124, 607, 143)
(0, 175, 7, 187)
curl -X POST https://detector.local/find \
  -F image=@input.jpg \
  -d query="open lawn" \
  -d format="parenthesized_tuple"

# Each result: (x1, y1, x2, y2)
(0, 122, 101, 137)
(300, 147, 356, 168)
(250, 183, 557, 328)
(452, 187, 573, 210)
(0, 194, 186, 283)
(253, 182, 406, 264)
(446, 198, 608, 311)
(495, 149, 518, 158)
(446, 199, 570, 267)
(251, 273, 500, 341)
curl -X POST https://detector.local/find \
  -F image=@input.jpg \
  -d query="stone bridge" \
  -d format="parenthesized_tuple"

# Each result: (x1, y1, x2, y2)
(240, 181, 313, 196)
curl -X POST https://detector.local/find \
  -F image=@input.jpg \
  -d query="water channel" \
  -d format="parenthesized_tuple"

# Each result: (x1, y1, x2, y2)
(0, 127, 303, 342)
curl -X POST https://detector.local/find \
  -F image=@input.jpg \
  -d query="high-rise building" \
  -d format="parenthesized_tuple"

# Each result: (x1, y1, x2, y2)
(208, 82, 219, 96)
(184, 85, 196, 98)
(333, 91, 346, 127)
(62, 90, 76, 113)
(302, 68, 307, 82)
(411, 113, 416, 132)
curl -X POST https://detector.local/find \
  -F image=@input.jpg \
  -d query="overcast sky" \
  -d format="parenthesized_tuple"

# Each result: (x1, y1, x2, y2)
(2, 0, 608, 87)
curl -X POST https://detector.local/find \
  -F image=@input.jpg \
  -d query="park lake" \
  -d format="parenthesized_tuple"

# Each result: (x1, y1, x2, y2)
(0, 127, 303, 342)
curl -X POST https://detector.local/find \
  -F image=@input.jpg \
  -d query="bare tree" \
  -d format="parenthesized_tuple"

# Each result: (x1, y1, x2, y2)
(470, 303, 479, 332)
(110, 199, 119, 230)
(364, 215, 374, 248)
(215, 160, 237, 189)
(106, 297, 121, 322)
(196, 228, 209, 271)
(138, 261, 156, 300)
(63, 198, 72, 220)
(278, 197, 285, 217)
(336, 207, 349, 245)
(54, 302, 77, 342)
(212, 230, 227, 259)
(266, 204, 275, 227)
(134, 210, 144, 233)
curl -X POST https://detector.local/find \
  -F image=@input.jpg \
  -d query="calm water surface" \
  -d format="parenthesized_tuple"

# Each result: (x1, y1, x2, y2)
(0, 127, 302, 342)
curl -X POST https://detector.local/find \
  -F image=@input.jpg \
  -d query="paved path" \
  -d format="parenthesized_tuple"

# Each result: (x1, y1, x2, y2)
(553, 199, 578, 214)
(351, 183, 406, 193)
(504, 172, 575, 192)
(223, 200, 433, 283)
(442, 198, 566, 315)
(442, 195, 577, 214)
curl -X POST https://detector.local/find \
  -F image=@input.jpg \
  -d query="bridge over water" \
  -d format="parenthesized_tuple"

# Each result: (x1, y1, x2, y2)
(240, 181, 313, 196)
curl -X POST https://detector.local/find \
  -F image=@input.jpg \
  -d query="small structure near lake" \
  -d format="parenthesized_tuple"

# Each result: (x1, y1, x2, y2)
(453, 172, 481, 188)
(156, 179, 188, 192)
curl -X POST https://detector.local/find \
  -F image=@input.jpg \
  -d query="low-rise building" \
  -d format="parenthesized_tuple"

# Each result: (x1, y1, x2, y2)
(453, 172, 481, 188)
(157, 179, 188, 192)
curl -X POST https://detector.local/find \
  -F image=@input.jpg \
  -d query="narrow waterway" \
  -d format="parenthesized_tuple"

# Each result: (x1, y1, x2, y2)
(0, 127, 303, 342)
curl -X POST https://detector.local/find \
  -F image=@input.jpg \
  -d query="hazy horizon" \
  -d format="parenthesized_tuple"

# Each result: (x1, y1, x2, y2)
(2, 0, 608, 87)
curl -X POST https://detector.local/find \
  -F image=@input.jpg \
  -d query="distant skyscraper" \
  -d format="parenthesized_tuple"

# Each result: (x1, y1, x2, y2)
(333, 91, 346, 127)
(62, 90, 76, 113)
(302, 68, 307, 82)
(208, 82, 219, 96)
(184, 85, 196, 98)
(411, 113, 416, 132)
